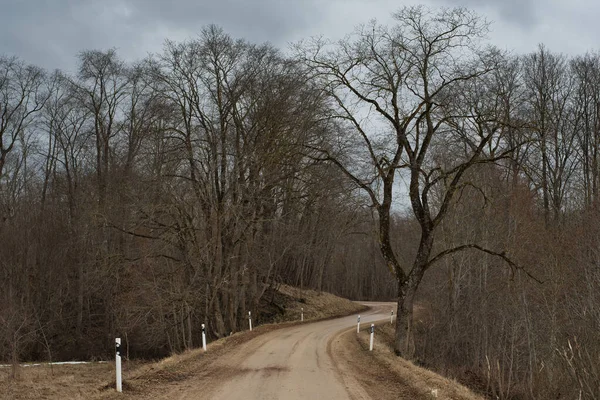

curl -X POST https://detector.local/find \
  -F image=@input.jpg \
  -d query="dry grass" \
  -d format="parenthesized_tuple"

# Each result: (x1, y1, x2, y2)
(0, 285, 366, 399)
(0, 361, 144, 400)
(277, 284, 366, 321)
(350, 321, 485, 400)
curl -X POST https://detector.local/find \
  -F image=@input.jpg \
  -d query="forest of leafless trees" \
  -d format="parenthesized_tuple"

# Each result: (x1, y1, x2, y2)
(1, 6, 599, 399)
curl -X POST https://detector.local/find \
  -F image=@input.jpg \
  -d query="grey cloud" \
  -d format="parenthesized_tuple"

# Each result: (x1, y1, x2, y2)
(0, 0, 324, 71)
(120, 0, 325, 49)
(2, 0, 600, 73)
(430, 0, 538, 26)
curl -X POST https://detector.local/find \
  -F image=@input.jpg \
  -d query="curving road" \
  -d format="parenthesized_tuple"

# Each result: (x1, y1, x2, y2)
(191, 302, 394, 400)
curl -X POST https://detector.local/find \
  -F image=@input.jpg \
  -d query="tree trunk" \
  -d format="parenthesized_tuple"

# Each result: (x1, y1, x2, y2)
(11, 333, 19, 380)
(212, 295, 226, 337)
(394, 232, 433, 357)
(377, 194, 401, 276)
(394, 281, 416, 357)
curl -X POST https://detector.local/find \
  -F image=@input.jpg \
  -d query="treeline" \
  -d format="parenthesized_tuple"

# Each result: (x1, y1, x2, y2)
(1, 6, 600, 399)
(412, 47, 600, 399)
(0, 27, 394, 364)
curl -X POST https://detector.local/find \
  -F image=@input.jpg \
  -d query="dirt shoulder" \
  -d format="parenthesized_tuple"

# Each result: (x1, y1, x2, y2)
(330, 321, 484, 400)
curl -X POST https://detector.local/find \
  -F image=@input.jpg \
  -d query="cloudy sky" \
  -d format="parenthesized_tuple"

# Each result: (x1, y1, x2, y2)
(1, 0, 597, 72)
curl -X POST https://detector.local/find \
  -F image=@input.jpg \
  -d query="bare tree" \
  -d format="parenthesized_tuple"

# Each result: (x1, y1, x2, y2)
(0, 56, 48, 219)
(297, 6, 524, 356)
(523, 45, 579, 222)
(73, 49, 128, 209)
(571, 53, 600, 208)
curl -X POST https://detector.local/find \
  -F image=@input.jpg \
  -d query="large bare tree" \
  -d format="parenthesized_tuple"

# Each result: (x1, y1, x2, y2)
(297, 6, 523, 356)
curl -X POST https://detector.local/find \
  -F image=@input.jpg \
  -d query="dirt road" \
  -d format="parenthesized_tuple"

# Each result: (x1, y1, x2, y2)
(166, 302, 394, 400)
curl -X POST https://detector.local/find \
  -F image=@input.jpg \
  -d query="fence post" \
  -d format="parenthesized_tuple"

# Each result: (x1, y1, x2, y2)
(301, 308, 304, 322)
(201, 324, 207, 351)
(357, 315, 361, 333)
(369, 324, 374, 351)
(248, 311, 252, 331)
(115, 338, 122, 392)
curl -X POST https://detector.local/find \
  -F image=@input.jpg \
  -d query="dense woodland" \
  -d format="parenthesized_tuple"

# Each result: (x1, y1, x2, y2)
(1, 6, 600, 399)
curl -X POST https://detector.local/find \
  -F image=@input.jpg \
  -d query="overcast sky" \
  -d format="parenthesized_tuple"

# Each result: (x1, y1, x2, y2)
(1, 0, 596, 72)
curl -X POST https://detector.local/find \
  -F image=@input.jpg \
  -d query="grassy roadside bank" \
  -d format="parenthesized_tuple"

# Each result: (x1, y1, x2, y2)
(332, 320, 484, 400)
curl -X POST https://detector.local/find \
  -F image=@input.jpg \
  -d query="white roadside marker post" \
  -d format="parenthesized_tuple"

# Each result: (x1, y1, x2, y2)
(301, 308, 304, 322)
(201, 324, 207, 351)
(357, 315, 361, 333)
(115, 338, 122, 393)
(369, 324, 374, 351)
(248, 311, 252, 331)
(391, 310, 394, 324)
